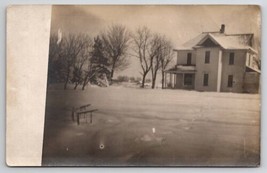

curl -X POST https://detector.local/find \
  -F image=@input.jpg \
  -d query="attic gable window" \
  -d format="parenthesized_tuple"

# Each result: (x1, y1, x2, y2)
(229, 52, 235, 65)
(201, 38, 218, 47)
(205, 51, 210, 64)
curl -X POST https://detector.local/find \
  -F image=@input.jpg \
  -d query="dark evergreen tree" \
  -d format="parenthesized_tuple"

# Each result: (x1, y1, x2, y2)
(82, 36, 111, 89)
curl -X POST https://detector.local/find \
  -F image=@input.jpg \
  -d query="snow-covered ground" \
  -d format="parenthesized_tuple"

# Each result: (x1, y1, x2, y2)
(42, 85, 260, 166)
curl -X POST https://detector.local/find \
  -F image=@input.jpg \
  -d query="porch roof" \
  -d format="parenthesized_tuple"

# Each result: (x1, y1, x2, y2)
(165, 65, 196, 73)
(246, 66, 261, 73)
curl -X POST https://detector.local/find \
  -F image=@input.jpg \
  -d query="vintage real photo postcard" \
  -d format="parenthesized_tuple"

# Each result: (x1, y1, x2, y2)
(6, 5, 261, 166)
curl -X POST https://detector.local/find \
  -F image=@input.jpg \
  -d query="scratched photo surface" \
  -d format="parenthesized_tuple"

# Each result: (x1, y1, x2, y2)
(42, 5, 261, 166)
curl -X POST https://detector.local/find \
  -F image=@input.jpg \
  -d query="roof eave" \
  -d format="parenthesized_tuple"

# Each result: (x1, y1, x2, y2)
(222, 47, 258, 54)
(173, 48, 194, 51)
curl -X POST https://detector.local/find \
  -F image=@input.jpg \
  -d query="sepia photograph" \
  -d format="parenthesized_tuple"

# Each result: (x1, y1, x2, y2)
(41, 5, 261, 166)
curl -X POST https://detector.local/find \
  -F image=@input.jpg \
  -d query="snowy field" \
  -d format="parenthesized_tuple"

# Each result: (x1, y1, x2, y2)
(42, 85, 260, 166)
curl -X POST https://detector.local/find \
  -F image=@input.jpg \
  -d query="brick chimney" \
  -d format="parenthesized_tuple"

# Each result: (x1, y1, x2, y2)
(220, 24, 225, 33)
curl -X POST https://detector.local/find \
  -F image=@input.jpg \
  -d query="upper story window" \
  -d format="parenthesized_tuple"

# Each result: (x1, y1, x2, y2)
(229, 52, 235, 65)
(205, 51, 210, 64)
(187, 53, 192, 65)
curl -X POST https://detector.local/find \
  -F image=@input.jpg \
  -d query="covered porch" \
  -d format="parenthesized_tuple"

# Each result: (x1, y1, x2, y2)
(163, 65, 196, 90)
(243, 66, 261, 93)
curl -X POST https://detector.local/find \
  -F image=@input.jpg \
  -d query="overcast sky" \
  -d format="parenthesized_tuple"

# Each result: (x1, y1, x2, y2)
(51, 5, 261, 80)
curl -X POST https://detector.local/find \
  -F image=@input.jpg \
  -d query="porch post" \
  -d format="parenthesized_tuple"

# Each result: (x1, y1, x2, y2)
(163, 72, 166, 89)
(217, 50, 223, 92)
(172, 73, 175, 88)
(163, 72, 165, 89)
(170, 73, 172, 88)
(171, 73, 173, 88)
(165, 72, 167, 88)
(182, 73, 185, 87)
(174, 73, 176, 88)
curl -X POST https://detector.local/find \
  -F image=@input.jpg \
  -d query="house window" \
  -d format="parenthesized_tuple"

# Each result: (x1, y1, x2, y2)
(205, 51, 210, 64)
(184, 74, 193, 85)
(203, 73, 209, 86)
(187, 53, 192, 65)
(228, 75, 233, 87)
(229, 52, 235, 65)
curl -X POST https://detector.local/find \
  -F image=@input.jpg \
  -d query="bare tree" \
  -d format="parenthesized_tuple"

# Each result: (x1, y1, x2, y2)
(160, 39, 174, 89)
(47, 34, 66, 85)
(47, 34, 60, 85)
(150, 34, 162, 89)
(132, 26, 153, 88)
(62, 34, 91, 90)
(48, 34, 59, 62)
(101, 24, 131, 81)
(149, 34, 174, 89)
(82, 63, 95, 90)
(72, 44, 92, 90)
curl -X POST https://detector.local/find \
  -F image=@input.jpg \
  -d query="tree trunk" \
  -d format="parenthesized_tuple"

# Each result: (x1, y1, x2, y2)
(64, 75, 69, 90)
(151, 66, 159, 89)
(82, 77, 88, 90)
(141, 71, 148, 88)
(64, 68, 71, 90)
(141, 76, 146, 88)
(161, 71, 165, 89)
(111, 69, 114, 79)
(74, 83, 79, 90)
(151, 80, 155, 89)
(82, 72, 94, 90)
(110, 62, 116, 82)
(151, 75, 157, 89)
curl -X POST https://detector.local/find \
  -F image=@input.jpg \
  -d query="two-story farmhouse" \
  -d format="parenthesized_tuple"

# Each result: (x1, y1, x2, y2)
(164, 25, 260, 93)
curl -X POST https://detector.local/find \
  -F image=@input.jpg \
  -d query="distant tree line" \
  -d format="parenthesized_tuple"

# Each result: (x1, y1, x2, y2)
(48, 24, 173, 90)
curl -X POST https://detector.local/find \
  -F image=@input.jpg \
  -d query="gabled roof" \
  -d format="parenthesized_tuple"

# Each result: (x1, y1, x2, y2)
(175, 32, 257, 54)
(175, 33, 206, 50)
